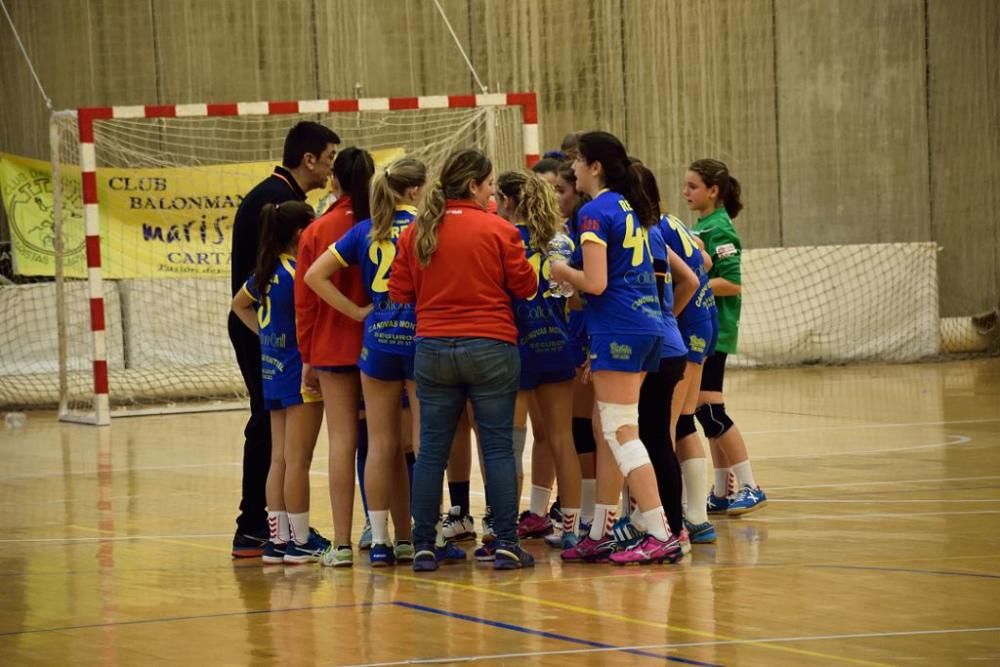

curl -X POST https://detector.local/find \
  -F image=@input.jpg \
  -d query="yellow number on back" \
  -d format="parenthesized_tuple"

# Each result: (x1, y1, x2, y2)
(257, 294, 271, 329)
(623, 213, 648, 267)
(665, 214, 696, 258)
(368, 241, 397, 293)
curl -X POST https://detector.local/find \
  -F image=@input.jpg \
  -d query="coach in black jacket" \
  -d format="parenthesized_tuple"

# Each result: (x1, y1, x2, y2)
(229, 121, 339, 557)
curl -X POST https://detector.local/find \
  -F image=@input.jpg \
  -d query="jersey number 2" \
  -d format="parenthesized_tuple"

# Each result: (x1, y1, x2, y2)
(368, 241, 396, 293)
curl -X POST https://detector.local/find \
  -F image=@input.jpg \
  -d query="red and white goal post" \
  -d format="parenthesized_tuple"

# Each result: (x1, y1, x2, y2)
(50, 92, 539, 425)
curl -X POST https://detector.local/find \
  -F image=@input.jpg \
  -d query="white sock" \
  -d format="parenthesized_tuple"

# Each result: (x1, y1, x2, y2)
(714, 467, 731, 496)
(630, 505, 646, 531)
(267, 510, 290, 543)
(288, 511, 309, 546)
(731, 460, 757, 489)
(642, 506, 671, 541)
(590, 504, 618, 540)
(368, 509, 390, 546)
(681, 458, 709, 524)
(529, 484, 552, 516)
(561, 507, 581, 535)
(580, 479, 596, 523)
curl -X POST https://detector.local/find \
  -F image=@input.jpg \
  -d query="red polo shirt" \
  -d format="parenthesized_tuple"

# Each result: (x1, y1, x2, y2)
(295, 196, 369, 366)
(389, 200, 537, 344)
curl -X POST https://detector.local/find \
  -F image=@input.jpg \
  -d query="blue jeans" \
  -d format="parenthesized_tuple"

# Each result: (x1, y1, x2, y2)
(412, 337, 520, 546)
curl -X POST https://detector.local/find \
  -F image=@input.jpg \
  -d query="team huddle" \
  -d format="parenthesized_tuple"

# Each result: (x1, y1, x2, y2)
(228, 122, 768, 572)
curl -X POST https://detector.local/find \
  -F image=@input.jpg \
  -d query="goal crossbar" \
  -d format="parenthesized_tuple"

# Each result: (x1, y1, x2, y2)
(63, 91, 539, 425)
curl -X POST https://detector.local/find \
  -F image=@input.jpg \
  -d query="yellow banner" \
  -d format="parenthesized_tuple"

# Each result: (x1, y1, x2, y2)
(1, 148, 404, 279)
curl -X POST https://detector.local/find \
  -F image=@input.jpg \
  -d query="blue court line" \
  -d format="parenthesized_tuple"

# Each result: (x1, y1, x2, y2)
(0, 601, 385, 638)
(393, 600, 723, 667)
(809, 564, 1000, 581)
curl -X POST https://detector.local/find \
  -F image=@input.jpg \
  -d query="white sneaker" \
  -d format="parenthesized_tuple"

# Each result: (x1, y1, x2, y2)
(441, 505, 476, 542)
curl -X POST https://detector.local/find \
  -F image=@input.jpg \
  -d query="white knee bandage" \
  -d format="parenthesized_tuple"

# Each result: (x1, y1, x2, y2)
(597, 401, 649, 476)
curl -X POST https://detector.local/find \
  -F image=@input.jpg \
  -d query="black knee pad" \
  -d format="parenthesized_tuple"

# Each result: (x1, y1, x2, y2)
(572, 417, 597, 454)
(695, 403, 733, 439)
(676, 413, 698, 441)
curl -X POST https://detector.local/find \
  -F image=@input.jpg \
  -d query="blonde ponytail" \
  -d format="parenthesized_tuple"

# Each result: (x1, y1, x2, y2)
(369, 157, 427, 243)
(413, 149, 492, 266)
(496, 170, 560, 251)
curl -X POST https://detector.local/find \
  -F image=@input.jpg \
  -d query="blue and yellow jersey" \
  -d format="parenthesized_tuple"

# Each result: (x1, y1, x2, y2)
(242, 255, 306, 401)
(647, 225, 688, 358)
(511, 223, 571, 360)
(329, 205, 417, 355)
(657, 213, 716, 330)
(577, 190, 665, 336)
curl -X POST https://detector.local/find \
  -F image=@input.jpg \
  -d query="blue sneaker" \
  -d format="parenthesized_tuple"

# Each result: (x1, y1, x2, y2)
(611, 516, 645, 549)
(231, 528, 268, 558)
(727, 485, 768, 516)
(434, 541, 467, 564)
(309, 527, 331, 550)
(707, 488, 730, 515)
(284, 533, 327, 564)
(474, 541, 497, 561)
(262, 541, 288, 564)
(683, 519, 717, 543)
(494, 542, 535, 570)
(412, 546, 438, 572)
(369, 543, 395, 567)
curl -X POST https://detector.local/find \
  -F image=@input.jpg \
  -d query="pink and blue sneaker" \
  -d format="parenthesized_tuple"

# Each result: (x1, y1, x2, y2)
(609, 534, 683, 565)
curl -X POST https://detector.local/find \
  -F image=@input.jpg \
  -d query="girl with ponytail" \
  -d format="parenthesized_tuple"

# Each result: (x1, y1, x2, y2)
(495, 171, 582, 549)
(550, 131, 682, 565)
(231, 201, 327, 563)
(304, 157, 427, 566)
(389, 148, 538, 572)
(683, 159, 767, 516)
(295, 146, 375, 567)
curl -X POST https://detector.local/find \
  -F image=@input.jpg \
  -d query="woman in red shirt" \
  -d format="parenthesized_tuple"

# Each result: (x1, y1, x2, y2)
(389, 149, 538, 572)
(295, 147, 374, 567)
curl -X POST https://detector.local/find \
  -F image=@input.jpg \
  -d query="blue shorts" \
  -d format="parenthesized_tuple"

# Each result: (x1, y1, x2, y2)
(588, 334, 663, 374)
(264, 388, 321, 411)
(359, 346, 414, 382)
(519, 347, 577, 390)
(681, 317, 718, 365)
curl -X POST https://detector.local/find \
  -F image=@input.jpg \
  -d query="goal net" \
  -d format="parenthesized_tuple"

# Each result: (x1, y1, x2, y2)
(13, 95, 535, 423)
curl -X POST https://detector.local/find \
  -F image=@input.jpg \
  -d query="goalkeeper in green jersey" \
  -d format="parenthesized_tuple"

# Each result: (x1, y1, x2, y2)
(685, 159, 767, 516)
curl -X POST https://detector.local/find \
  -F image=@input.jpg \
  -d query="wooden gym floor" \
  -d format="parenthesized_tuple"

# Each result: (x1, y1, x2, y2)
(1, 359, 999, 665)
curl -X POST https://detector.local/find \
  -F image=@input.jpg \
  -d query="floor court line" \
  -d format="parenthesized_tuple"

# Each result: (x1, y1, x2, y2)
(745, 509, 1000, 522)
(753, 434, 972, 459)
(0, 532, 233, 544)
(490, 553, 1000, 588)
(6, 417, 997, 482)
(768, 474, 1000, 491)
(0, 601, 384, 638)
(742, 417, 1000, 435)
(808, 564, 1000, 581)
(770, 498, 1000, 503)
(339, 625, 1000, 666)
(392, 601, 721, 666)
(68, 524, 231, 554)
(389, 572, 890, 667)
